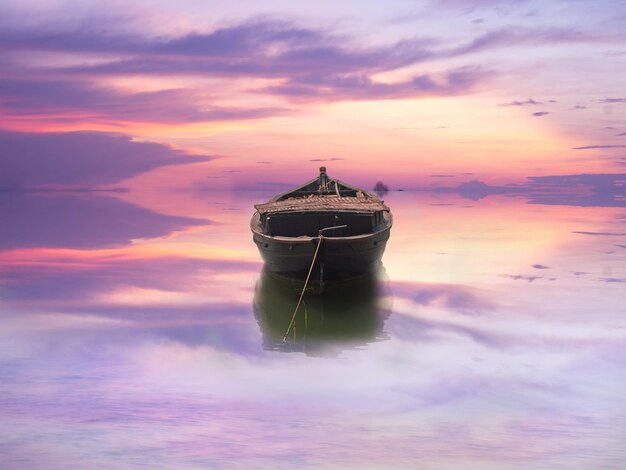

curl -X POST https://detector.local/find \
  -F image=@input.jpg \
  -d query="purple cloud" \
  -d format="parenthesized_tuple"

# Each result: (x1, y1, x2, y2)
(0, 130, 210, 189)
(2, 21, 437, 80)
(449, 27, 622, 56)
(0, 79, 287, 124)
(532, 111, 549, 117)
(0, 20, 485, 110)
(599, 98, 626, 103)
(1, 19, 624, 115)
(2, 17, 623, 112)
(532, 264, 550, 269)
(499, 98, 542, 106)
(309, 157, 345, 162)
(0, 21, 325, 60)
(572, 231, 624, 236)
(500, 274, 542, 282)
(3, 21, 623, 77)
(260, 66, 490, 101)
(572, 145, 626, 149)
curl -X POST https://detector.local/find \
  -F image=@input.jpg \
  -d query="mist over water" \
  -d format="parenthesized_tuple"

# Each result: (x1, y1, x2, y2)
(2, 0, 626, 466)
(1, 188, 625, 469)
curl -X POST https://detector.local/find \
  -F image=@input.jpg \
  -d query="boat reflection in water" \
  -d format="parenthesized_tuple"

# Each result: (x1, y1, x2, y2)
(253, 266, 392, 355)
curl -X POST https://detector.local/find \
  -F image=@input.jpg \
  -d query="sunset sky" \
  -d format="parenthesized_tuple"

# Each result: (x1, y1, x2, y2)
(1, 0, 626, 190)
(2, 3, 626, 467)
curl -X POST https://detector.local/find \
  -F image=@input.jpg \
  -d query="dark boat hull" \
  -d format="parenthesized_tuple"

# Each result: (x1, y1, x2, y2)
(250, 168, 392, 282)
(252, 227, 391, 281)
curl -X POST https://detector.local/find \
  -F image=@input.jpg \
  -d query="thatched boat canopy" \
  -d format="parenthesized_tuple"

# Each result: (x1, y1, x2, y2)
(255, 194, 388, 215)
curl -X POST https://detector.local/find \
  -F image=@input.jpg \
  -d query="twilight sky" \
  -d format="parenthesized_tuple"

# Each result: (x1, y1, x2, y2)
(1, 0, 626, 190)
(2, 5, 626, 466)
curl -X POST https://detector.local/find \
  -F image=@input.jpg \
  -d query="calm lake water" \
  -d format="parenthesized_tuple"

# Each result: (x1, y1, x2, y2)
(1, 189, 625, 469)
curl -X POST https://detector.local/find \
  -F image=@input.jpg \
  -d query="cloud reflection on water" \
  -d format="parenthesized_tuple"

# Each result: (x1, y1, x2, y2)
(425, 173, 626, 207)
(0, 130, 210, 190)
(1, 189, 625, 469)
(0, 192, 210, 250)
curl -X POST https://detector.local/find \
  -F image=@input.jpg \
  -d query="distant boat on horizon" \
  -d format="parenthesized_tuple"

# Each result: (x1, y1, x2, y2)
(250, 167, 392, 284)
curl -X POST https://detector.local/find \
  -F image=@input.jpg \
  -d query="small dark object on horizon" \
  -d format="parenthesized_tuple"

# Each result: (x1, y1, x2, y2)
(373, 181, 389, 196)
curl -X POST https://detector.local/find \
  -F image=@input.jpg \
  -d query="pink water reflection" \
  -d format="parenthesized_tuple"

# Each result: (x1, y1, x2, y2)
(0, 189, 624, 469)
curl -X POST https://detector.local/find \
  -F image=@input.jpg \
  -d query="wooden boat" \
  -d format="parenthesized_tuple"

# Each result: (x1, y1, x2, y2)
(251, 167, 392, 282)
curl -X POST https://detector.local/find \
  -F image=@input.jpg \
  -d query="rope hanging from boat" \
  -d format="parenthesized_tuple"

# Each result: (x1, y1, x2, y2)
(282, 224, 348, 343)
(282, 236, 323, 342)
